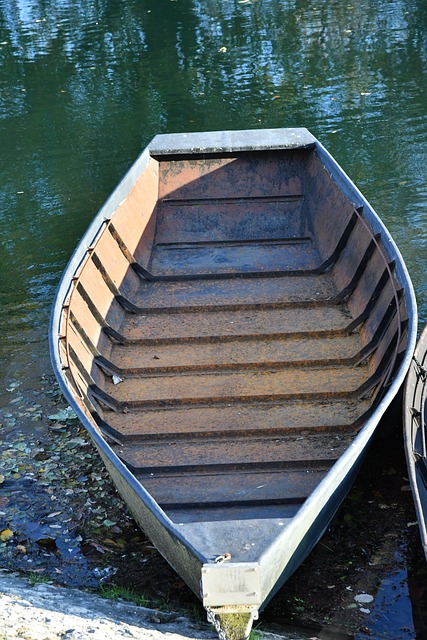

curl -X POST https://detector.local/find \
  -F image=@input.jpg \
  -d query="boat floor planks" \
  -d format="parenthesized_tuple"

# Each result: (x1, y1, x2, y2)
(149, 237, 319, 276)
(117, 430, 355, 472)
(50, 128, 417, 639)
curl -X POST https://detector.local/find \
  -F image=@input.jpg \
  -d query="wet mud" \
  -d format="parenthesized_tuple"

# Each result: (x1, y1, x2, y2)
(1, 374, 426, 639)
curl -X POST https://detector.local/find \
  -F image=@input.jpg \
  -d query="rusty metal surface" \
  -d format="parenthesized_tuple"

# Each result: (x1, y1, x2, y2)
(46, 129, 420, 623)
(109, 333, 364, 374)
(58, 147, 411, 529)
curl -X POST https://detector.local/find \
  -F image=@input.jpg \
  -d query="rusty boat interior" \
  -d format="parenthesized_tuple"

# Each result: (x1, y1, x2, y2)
(50, 128, 417, 638)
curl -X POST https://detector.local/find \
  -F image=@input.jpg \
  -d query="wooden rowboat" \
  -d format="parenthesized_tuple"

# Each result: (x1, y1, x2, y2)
(50, 128, 417, 639)
(404, 325, 427, 560)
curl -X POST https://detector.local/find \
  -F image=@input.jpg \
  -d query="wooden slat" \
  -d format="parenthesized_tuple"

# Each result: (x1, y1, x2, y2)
(126, 272, 338, 311)
(109, 333, 363, 373)
(91, 227, 139, 296)
(154, 198, 305, 244)
(104, 365, 368, 408)
(111, 156, 159, 264)
(122, 304, 351, 343)
(346, 246, 392, 319)
(103, 397, 371, 441)
(331, 220, 376, 293)
(165, 504, 300, 523)
(115, 431, 356, 472)
(135, 467, 328, 506)
(76, 256, 115, 317)
(149, 238, 319, 275)
(307, 159, 357, 262)
(157, 153, 307, 201)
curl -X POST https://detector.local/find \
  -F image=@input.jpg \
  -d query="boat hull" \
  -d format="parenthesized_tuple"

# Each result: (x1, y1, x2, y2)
(404, 325, 427, 560)
(50, 128, 417, 633)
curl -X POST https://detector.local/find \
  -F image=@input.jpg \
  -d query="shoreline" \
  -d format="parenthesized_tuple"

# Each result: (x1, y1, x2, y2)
(0, 569, 216, 640)
(0, 570, 314, 640)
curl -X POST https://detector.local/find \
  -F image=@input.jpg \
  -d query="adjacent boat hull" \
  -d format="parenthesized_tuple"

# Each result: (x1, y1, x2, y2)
(404, 325, 427, 560)
(50, 128, 417, 636)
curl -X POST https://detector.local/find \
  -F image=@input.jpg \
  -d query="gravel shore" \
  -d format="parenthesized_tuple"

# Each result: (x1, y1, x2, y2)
(0, 571, 307, 640)
(0, 570, 217, 640)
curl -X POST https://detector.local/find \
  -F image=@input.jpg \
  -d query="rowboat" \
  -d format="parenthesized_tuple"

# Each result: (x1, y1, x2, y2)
(50, 128, 417, 639)
(404, 325, 427, 560)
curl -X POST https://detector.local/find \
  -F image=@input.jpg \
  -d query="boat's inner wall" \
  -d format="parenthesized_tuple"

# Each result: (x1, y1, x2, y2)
(61, 147, 408, 541)
(305, 153, 408, 379)
(155, 151, 309, 245)
(116, 155, 159, 269)
(62, 156, 160, 397)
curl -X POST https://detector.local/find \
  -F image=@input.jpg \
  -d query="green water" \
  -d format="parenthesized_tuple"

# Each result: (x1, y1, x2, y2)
(1, 0, 426, 389)
(0, 0, 426, 633)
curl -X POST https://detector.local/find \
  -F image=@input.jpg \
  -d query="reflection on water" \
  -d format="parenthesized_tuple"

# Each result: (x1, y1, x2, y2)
(358, 565, 413, 640)
(0, 0, 426, 633)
